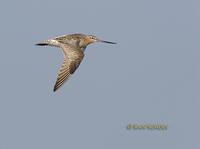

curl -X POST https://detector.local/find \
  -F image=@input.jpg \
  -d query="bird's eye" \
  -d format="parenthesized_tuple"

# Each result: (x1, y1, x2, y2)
(90, 36, 95, 39)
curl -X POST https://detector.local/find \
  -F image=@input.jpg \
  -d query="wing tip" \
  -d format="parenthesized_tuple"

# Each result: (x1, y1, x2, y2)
(53, 85, 58, 92)
(35, 43, 48, 46)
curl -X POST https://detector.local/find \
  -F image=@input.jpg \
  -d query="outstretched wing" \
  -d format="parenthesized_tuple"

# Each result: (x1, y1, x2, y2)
(53, 45, 84, 92)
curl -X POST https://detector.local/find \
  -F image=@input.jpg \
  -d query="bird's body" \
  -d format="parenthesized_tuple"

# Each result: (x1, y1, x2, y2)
(36, 33, 116, 92)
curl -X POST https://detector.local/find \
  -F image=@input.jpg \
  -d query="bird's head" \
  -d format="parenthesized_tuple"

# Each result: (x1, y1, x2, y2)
(84, 35, 117, 45)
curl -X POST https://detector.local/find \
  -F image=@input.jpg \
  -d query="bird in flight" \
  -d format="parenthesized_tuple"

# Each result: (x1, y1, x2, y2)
(36, 33, 116, 92)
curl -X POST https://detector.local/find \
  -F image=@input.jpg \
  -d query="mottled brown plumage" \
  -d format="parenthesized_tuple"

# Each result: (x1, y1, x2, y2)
(36, 33, 116, 92)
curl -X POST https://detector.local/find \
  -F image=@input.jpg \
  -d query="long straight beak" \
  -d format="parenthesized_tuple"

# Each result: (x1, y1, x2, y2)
(97, 39, 117, 44)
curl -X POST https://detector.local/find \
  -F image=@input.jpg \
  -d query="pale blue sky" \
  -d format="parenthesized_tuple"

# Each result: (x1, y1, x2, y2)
(0, 0, 199, 149)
